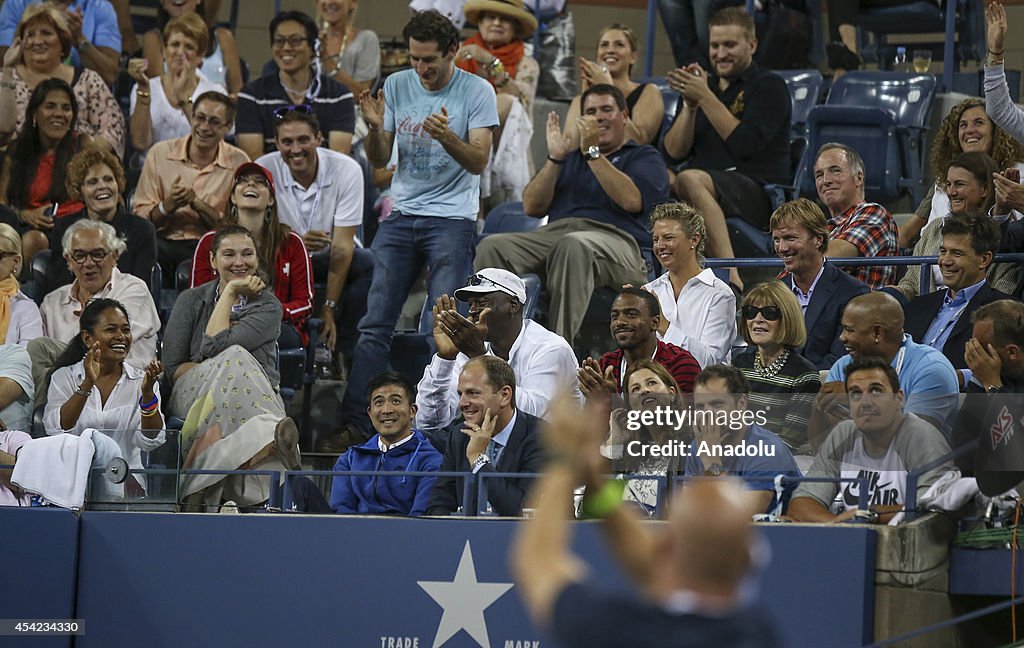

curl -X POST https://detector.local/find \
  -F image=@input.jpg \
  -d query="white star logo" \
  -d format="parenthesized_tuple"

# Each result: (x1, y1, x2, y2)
(418, 540, 514, 648)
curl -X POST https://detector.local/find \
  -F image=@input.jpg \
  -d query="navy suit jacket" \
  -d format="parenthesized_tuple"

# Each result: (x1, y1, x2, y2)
(427, 410, 546, 516)
(904, 282, 1012, 369)
(798, 261, 870, 369)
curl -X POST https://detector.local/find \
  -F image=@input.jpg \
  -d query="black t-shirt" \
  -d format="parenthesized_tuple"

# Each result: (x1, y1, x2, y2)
(667, 63, 791, 184)
(552, 582, 781, 648)
(236, 69, 355, 153)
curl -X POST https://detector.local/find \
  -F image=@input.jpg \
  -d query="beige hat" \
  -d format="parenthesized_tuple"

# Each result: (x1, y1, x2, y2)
(463, 0, 538, 39)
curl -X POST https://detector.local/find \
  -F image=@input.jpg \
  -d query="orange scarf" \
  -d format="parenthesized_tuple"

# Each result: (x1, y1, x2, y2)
(0, 277, 19, 345)
(455, 34, 524, 85)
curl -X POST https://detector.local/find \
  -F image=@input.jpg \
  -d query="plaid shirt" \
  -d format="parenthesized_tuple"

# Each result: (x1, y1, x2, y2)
(828, 202, 899, 289)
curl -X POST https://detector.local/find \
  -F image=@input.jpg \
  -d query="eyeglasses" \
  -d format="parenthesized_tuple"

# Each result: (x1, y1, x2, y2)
(272, 36, 308, 49)
(741, 305, 782, 321)
(236, 174, 270, 188)
(274, 104, 313, 120)
(465, 273, 516, 296)
(192, 113, 227, 128)
(69, 249, 110, 264)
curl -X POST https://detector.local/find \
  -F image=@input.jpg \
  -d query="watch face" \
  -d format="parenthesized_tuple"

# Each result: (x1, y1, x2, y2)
(586, 146, 600, 159)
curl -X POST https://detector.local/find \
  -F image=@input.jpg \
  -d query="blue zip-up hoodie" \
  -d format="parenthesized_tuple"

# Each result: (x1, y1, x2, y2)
(329, 430, 443, 516)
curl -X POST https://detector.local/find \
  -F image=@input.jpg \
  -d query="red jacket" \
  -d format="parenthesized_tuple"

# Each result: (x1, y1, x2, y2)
(599, 340, 701, 393)
(190, 230, 313, 344)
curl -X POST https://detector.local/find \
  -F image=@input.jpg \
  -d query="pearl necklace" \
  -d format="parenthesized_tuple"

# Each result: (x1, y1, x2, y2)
(754, 348, 790, 379)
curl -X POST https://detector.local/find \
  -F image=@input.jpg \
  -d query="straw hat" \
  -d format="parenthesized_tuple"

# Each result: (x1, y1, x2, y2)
(463, 0, 538, 39)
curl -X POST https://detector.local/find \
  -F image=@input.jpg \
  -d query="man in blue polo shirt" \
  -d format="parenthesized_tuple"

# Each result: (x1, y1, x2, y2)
(475, 83, 669, 345)
(685, 365, 801, 516)
(814, 292, 960, 447)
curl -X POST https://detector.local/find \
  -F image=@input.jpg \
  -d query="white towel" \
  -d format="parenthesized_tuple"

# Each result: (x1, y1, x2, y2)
(10, 429, 121, 510)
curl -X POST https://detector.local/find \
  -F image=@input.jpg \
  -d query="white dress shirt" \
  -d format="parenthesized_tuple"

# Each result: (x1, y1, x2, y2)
(415, 319, 583, 429)
(256, 148, 364, 236)
(644, 268, 737, 368)
(44, 360, 166, 484)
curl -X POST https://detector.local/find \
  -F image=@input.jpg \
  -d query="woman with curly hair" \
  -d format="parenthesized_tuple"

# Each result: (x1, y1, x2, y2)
(899, 97, 1024, 248)
(47, 149, 157, 293)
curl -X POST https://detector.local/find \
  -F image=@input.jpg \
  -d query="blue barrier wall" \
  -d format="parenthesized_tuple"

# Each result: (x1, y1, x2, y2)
(2, 510, 878, 648)
(0, 508, 78, 648)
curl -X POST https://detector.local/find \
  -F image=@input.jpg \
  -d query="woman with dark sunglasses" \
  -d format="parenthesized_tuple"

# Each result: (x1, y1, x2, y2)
(733, 281, 820, 454)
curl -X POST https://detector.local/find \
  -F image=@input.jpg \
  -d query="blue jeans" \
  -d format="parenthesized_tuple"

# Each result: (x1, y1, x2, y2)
(313, 247, 375, 361)
(340, 212, 477, 435)
(658, 0, 714, 68)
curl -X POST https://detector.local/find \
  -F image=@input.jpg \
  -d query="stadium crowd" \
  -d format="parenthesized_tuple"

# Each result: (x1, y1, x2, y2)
(0, 0, 1020, 550)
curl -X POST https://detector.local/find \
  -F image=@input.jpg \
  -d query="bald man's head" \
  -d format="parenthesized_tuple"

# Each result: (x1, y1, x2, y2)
(667, 479, 754, 597)
(838, 292, 905, 360)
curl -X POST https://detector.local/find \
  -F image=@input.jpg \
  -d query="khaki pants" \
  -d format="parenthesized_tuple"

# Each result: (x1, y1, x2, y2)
(475, 218, 647, 343)
(27, 337, 67, 407)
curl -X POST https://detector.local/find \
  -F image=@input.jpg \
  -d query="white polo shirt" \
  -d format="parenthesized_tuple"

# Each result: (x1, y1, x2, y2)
(256, 148, 364, 236)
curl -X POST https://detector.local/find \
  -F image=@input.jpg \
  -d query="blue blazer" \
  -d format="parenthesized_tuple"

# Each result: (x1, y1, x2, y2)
(427, 411, 546, 517)
(799, 261, 870, 369)
(904, 282, 1012, 370)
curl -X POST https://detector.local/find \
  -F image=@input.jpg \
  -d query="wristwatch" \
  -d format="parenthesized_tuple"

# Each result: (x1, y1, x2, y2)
(585, 145, 601, 161)
(853, 508, 880, 524)
(986, 384, 1005, 394)
(472, 453, 491, 473)
(704, 462, 724, 477)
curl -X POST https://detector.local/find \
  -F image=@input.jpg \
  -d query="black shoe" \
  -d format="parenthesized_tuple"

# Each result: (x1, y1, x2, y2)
(313, 423, 365, 455)
(827, 42, 861, 72)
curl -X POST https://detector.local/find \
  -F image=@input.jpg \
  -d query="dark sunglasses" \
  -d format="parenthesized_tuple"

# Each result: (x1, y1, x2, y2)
(466, 273, 516, 296)
(742, 305, 782, 321)
(274, 104, 313, 120)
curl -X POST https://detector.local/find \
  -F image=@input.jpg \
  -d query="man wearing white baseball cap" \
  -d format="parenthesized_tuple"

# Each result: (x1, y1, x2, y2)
(415, 268, 582, 441)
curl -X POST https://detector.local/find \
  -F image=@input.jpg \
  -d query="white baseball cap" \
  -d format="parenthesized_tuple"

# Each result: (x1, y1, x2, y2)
(454, 268, 527, 303)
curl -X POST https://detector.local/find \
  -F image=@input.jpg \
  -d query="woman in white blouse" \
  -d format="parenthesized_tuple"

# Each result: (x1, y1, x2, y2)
(127, 12, 227, 154)
(44, 298, 164, 491)
(0, 223, 41, 346)
(643, 202, 737, 368)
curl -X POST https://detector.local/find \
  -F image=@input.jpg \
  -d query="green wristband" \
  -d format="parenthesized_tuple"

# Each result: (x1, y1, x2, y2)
(580, 479, 626, 519)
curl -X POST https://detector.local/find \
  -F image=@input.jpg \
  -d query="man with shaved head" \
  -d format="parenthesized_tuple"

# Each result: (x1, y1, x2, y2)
(513, 397, 780, 647)
(810, 292, 959, 447)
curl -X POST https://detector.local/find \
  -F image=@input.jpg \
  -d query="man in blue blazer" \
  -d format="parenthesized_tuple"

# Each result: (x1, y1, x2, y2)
(905, 214, 1015, 385)
(770, 199, 869, 369)
(427, 356, 546, 516)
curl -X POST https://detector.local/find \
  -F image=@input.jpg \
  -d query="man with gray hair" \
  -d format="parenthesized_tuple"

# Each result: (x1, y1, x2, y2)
(813, 142, 898, 289)
(30, 219, 160, 403)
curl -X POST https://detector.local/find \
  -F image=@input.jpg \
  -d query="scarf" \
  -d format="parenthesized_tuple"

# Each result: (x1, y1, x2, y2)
(0, 277, 19, 345)
(455, 34, 524, 85)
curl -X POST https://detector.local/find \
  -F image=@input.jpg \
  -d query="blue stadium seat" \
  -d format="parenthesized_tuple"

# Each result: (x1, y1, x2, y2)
(799, 105, 901, 204)
(775, 69, 823, 139)
(23, 249, 50, 305)
(480, 201, 544, 237)
(655, 80, 678, 143)
(796, 72, 937, 206)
